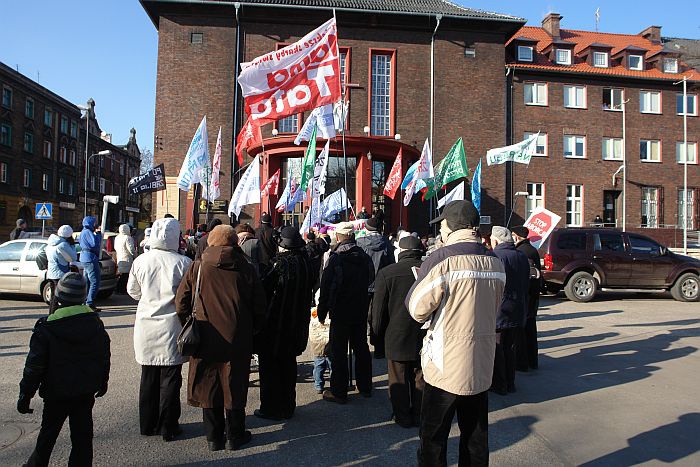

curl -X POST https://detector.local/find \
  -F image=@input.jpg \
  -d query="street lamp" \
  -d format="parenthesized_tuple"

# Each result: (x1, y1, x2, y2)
(675, 76, 689, 255)
(84, 150, 111, 218)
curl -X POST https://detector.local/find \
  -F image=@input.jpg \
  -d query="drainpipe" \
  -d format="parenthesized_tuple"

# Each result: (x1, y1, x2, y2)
(230, 2, 242, 208)
(429, 15, 441, 233)
(505, 66, 514, 224)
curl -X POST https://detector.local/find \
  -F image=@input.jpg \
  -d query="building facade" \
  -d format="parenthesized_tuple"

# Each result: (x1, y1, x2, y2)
(141, 0, 525, 233)
(507, 15, 699, 246)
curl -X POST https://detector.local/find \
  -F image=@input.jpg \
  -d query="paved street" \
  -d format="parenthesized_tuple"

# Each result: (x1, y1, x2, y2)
(1, 292, 699, 466)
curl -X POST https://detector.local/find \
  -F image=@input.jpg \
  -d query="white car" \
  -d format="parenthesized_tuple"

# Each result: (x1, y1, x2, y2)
(0, 238, 118, 303)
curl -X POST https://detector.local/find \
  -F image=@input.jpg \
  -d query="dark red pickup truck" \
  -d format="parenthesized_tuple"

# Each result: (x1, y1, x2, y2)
(540, 228, 699, 302)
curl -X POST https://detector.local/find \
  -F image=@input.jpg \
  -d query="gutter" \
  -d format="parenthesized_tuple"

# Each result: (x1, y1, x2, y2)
(507, 64, 700, 83)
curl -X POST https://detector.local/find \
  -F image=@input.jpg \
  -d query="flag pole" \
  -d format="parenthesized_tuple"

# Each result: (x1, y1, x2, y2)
(333, 8, 349, 221)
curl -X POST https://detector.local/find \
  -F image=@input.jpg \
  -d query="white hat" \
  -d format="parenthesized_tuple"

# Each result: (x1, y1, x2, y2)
(57, 225, 73, 238)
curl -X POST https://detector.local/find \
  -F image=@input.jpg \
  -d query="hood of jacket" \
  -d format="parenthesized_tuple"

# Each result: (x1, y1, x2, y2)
(237, 232, 255, 244)
(42, 307, 103, 345)
(48, 234, 64, 247)
(149, 218, 180, 252)
(357, 232, 388, 252)
(118, 224, 131, 235)
(494, 242, 517, 253)
(82, 216, 97, 230)
(201, 245, 249, 271)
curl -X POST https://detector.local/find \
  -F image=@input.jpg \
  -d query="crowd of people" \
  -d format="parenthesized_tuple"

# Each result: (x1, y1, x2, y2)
(14, 201, 542, 466)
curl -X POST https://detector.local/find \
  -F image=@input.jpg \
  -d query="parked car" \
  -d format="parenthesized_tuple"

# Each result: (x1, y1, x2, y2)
(0, 238, 117, 303)
(540, 228, 700, 303)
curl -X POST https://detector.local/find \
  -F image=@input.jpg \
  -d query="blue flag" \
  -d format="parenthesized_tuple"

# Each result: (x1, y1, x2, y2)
(471, 160, 482, 214)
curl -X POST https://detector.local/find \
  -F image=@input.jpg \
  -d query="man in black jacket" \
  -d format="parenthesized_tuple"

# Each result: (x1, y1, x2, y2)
(512, 226, 542, 370)
(371, 236, 425, 427)
(318, 222, 375, 403)
(256, 213, 277, 274)
(18, 272, 111, 466)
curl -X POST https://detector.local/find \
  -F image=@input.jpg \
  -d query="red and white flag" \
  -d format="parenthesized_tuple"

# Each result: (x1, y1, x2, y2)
(235, 118, 262, 166)
(261, 168, 281, 197)
(203, 127, 222, 201)
(238, 18, 342, 128)
(383, 148, 403, 199)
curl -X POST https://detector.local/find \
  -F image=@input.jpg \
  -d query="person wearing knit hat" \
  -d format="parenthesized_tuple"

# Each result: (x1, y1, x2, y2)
(17, 271, 110, 466)
(489, 226, 530, 396)
(45, 225, 78, 313)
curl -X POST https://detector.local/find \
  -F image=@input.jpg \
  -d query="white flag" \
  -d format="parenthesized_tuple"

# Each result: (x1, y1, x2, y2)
(203, 127, 222, 201)
(486, 133, 539, 166)
(177, 116, 209, 191)
(312, 140, 331, 198)
(228, 155, 261, 218)
(294, 104, 336, 145)
(333, 100, 348, 131)
(403, 138, 433, 206)
(437, 182, 465, 209)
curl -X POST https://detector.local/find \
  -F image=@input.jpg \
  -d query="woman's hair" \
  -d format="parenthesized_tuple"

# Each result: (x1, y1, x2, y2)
(207, 225, 238, 247)
(235, 223, 255, 235)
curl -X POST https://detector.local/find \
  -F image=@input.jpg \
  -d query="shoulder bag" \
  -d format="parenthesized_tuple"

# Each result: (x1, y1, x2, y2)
(177, 264, 203, 356)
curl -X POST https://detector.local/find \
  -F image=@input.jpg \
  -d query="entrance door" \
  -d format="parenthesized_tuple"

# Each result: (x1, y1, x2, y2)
(372, 160, 392, 233)
(603, 190, 621, 227)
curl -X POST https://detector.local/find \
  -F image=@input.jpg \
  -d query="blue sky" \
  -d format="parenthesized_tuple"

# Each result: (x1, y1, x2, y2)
(1, 1, 698, 157)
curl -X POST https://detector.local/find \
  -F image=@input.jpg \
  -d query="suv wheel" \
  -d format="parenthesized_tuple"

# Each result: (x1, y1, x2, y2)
(564, 271, 597, 303)
(671, 273, 699, 302)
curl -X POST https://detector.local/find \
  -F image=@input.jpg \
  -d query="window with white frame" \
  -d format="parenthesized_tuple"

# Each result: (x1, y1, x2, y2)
(628, 55, 643, 70)
(556, 49, 571, 65)
(370, 52, 393, 136)
(0, 162, 7, 183)
(602, 137, 624, 161)
(69, 149, 76, 166)
(564, 135, 586, 158)
(526, 182, 544, 218)
(603, 88, 624, 111)
(23, 168, 30, 188)
(641, 187, 659, 227)
(524, 132, 547, 156)
(524, 82, 547, 106)
(42, 173, 49, 191)
(58, 178, 64, 194)
(566, 184, 583, 226)
(277, 115, 299, 134)
(593, 51, 608, 67)
(640, 91, 661, 114)
(663, 58, 678, 73)
(678, 188, 696, 229)
(640, 139, 661, 162)
(43, 141, 52, 159)
(564, 85, 586, 108)
(676, 142, 697, 164)
(676, 94, 697, 116)
(517, 46, 533, 62)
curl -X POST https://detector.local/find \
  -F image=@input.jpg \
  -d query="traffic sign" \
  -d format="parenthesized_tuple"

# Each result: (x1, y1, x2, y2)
(35, 203, 53, 220)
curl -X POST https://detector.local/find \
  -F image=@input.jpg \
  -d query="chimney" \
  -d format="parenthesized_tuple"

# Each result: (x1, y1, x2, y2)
(639, 25, 662, 44)
(542, 13, 563, 38)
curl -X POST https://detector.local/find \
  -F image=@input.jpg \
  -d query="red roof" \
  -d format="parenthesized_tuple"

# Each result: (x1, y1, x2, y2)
(507, 26, 699, 81)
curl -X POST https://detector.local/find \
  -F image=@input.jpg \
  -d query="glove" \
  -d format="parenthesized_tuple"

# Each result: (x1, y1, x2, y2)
(17, 394, 33, 414)
(95, 384, 108, 398)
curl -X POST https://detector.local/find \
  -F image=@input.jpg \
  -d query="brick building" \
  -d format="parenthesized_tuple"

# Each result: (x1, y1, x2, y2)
(0, 62, 144, 234)
(506, 14, 699, 246)
(141, 0, 525, 232)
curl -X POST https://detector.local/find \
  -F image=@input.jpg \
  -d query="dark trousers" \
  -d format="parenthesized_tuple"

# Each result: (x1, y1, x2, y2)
(258, 352, 298, 417)
(26, 396, 95, 467)
(417, 383, 488, 467)
(329, 322, 372, 398)
(492, 328, 517, 393)
(48, 279, 59, 315)
(139, 365, 182, 436)
(202, 408, 246, 442)
(387, 359, 424, 425)
(516, 295, 540, 370)
(116, 273, 129, 294)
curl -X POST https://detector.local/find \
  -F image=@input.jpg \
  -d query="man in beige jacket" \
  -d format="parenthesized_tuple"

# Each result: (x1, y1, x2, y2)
(406, 201, 506, 467)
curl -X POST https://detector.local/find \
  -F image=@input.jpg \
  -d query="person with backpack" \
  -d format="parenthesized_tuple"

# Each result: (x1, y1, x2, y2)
(44, 225, 77, 314)
(17, 272, 111, 466)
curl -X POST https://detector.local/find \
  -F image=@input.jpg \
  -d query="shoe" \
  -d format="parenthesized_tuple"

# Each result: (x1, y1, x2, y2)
(322, 390, 347, 404)
(225, 431, 252, 450)
(162, 426, 183, 442)
(315, 388, 323, 395)
(254, 409, 284, 421)
(140, 430, 157, 437)
(208, 441, 225, 451)
(392, 416, 413, 428)
(88, 304, 101, 313)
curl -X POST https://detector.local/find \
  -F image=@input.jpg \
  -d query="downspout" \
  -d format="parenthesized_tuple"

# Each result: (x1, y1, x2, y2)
(230, 2, 242, 211)
(430, 14, 441, 234)
(505, 65, 513, 224)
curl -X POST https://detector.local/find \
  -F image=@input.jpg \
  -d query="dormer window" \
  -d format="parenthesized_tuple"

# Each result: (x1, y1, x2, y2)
(663, 58, 678, 73)
(593, 52, 608, 68)
(556, 49, 571, 65)
(517, 46, 533, 62)
(628, 55, 643, 70)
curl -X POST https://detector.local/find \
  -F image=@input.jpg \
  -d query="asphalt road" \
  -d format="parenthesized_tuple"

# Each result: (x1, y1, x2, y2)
(1, 291, 699, 466)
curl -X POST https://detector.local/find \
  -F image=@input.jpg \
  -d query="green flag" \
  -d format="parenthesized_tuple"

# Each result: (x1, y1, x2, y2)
(423, 138, 469, 200)
(300, 125, 317, 191)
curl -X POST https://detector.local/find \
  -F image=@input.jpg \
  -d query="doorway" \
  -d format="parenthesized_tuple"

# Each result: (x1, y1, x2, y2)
(603, 190, 621, 227)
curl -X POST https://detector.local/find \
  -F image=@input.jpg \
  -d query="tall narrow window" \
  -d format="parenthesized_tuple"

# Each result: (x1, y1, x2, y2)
(603, 88, 624, 111)
(1, 87, 12, 109)
(24, 132, 34, 153)
(678, 188, 696, 229)
(60, 116, 69, 134)
(43, 140, 52, 159)
(676, 94, 697, 116)
(641, 187, 659, 228)
(69, 149, 76, 166)
(0, 124, 11, 146)
(23, 168, 31, 188)
(25, 98, 34, 119)
(640, 91, 661, 114)
(524, 82, 547, 106)
(0, 162, 7, 183)
(526, 182, 545, 219)
(42, 173, 49, 191)
(563, 85, 586, 108)
(70, 121, 78, 138)
(640, 139, 661, 162)
(370, 51, 394, 136)
(44, 109, 53, 127)
(59, 178, 65, 194)
(68, 180, 74, 196)
(566, 184, 584, 227)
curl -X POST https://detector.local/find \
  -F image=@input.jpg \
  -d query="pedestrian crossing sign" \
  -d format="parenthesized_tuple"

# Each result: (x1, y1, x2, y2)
(35, 203, 53, 220)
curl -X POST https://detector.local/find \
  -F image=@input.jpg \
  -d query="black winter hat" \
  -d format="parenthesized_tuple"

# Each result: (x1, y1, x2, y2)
(511, 226, 530, 238)
(430, 200, 480, 230)
(365, 217, 379, 231)
(261, 213, 272, 224)
(399, 236, 423, 251)
(276, 225, 305, 250)
(56, 272, 87, 305)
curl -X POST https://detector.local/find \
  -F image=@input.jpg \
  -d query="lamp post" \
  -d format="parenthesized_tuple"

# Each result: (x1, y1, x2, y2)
(84, 150, 111, 218)
(77, 101, 93, 218)
(675, 76, 689, 255)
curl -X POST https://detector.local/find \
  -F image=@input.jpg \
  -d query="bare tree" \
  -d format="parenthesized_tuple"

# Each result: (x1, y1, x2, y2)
(140, 149, 154, 174)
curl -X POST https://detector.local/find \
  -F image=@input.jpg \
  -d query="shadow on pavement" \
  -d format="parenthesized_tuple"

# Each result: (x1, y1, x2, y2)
(615, 318, 700, 328)
(538, 332, 619, 350)
(490, 415, 539, 454)
(580, 413, 700, 466)
(537, 326, 582, 338)
(538, 310, 624, 322)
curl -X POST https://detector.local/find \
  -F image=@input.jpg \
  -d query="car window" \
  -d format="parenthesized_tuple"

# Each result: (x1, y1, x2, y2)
(25, 242, 47, 261)
(594, 233, 625, 252)
(629, 236, 661, 255)
(0, 242, 26, 261)
(556, 232, 587, 251)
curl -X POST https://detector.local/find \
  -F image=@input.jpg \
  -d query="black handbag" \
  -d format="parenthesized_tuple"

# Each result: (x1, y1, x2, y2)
(177, 264, 202, 356)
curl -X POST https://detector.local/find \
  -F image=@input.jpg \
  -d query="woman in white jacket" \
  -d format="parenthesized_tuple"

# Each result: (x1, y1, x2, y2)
(127, 218, 192, 441)
(115, 224, 137, 293)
